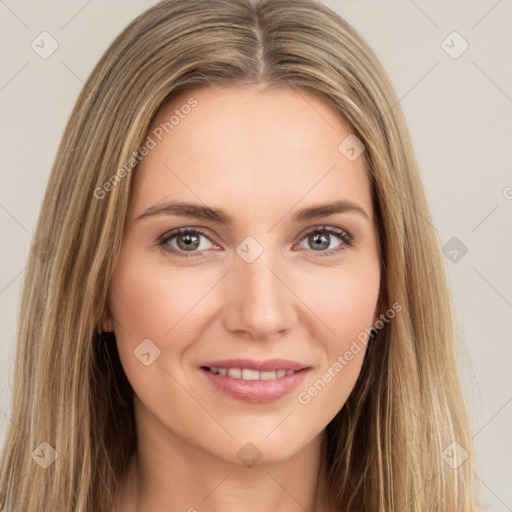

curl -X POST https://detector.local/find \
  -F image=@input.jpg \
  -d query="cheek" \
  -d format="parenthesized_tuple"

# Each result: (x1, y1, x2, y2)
(109, 253, 212, 337)
(305, 264, 380, 344)
(294, 265, 379, 415)
(108, 254, 203, 373)
(108, 249, 233, 401)
(109, 265, 166, 339)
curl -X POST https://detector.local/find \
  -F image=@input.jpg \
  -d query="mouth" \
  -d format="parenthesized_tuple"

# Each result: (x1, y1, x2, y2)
(198, 359, 311, 403)
(202, 366, 303, 380)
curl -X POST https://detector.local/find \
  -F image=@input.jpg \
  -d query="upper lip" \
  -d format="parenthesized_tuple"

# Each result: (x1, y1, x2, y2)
(200, 358, 309, 372)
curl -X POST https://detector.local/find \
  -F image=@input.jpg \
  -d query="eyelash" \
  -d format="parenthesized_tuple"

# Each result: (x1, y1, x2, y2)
(157, 225, 354, 259)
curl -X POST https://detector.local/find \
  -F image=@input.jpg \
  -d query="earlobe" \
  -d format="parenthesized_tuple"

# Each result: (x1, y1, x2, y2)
(97, 302, 115, 333)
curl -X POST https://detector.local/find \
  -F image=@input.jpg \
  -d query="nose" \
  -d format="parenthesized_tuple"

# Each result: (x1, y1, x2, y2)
(222, 248, 297, 340)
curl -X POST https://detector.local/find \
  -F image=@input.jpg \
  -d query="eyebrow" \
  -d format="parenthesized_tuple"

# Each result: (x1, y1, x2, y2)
(136, 199, 369, 224)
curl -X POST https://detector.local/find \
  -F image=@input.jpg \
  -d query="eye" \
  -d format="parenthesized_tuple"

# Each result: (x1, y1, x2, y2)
(296, 226, 354, 256)
(158, 227, 217, 258)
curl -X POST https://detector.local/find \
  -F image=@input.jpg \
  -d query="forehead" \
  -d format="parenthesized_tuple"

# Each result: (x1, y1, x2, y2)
(129, 85, 373, 224)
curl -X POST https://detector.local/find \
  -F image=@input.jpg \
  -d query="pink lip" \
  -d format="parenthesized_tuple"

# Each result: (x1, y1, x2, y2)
(200, 358, 308, 372)
(199, 359, 311, 404)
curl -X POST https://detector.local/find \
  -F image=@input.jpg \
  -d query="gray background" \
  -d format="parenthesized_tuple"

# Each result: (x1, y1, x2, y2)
(1, 1, 511, 510)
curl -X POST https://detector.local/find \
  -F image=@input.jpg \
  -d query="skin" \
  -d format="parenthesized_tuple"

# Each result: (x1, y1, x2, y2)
(108, 83, 381, 511)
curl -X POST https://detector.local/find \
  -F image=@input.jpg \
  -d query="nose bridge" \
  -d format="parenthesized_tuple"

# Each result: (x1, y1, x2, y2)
(223, 240, 296, 338)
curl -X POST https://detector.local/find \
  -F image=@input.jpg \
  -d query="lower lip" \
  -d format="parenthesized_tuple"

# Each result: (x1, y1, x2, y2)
(200, 367, 309, 403)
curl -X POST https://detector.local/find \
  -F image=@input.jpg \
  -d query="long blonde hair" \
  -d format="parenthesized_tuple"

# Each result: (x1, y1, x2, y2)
(0, 0, 481, 510)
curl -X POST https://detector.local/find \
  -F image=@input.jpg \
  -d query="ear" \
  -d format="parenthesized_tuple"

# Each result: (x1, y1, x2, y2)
(98, 300, 115, 332)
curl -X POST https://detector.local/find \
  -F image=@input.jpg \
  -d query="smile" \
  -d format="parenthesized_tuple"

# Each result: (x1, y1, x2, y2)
(200, 365, 310, 403)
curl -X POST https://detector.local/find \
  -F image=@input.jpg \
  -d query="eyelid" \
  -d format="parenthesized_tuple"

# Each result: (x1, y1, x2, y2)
(297, 224, 354, 245)
(294, 225, 354, 257)
(157, 226, 219, 256)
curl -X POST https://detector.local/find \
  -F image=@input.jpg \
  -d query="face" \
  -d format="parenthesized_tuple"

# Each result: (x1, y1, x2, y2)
(108, 84, 381, 465)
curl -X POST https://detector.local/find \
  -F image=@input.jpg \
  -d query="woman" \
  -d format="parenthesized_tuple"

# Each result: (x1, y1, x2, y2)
(0, 0, 481, 510)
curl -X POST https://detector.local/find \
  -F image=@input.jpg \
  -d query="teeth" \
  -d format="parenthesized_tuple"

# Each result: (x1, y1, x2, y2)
(207, 367, 298, 380)
(227, 368, 242, 378)
(242, 369, 260, 380)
